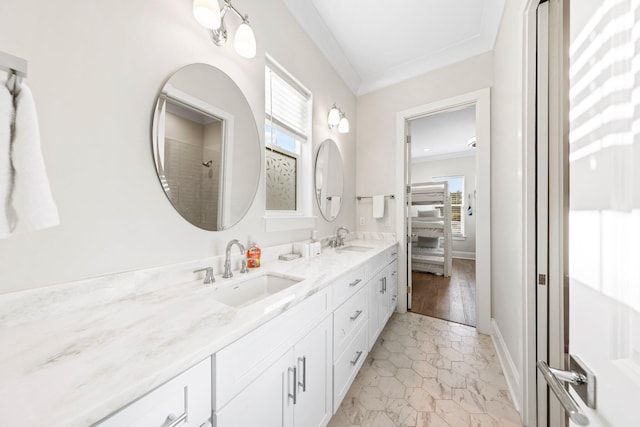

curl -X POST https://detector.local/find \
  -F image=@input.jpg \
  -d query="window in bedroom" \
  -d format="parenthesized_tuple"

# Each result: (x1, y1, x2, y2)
(433, 176, 465, 237)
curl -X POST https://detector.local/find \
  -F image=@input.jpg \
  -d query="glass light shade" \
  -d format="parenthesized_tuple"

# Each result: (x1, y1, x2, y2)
(234, 22, 257, 58)
(327, 107, 341, 126)
(193, 0, 222, 29)
(338, 116, 350, 133)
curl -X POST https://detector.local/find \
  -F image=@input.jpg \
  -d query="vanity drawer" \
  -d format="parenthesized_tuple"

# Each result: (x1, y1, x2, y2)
(333, 285, 367, 359)
(97, 358, 211, 427)
(367, 245, 398, 278)
(332, 265, 367, 308)
(333, 322, 368, 411)
(214, 287, 331, 410)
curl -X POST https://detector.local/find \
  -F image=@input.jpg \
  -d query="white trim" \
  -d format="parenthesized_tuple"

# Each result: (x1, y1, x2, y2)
(452, 251, 476, 260)
(412, 150, 476, 163)
(522, 1, 541, 425)
(396, 88, 491, 335)
(491, 318, 522, 414)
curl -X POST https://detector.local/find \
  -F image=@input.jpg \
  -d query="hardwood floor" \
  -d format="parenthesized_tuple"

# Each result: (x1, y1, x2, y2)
(410, 258, 476, 327)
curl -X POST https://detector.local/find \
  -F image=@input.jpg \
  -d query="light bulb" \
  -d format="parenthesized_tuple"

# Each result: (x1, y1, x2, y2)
(338, 115, 349, 133)
(327, 106, 341, 126)
(235, 21, 256, 58)
(193, 0, 222, 29)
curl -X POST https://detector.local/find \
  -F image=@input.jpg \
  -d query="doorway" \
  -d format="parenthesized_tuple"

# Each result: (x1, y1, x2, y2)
(394, 88, 492, 335)
(407, 105, 478, 327)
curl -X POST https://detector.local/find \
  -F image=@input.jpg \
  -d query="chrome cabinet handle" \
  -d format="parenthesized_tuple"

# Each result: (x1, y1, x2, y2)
(350, 351, 363, 366)
(161, 414, 187, 427)
(350, 310, 363, 321)
(288, 366, 297, 404)
(349, 278, 362, 287)
(380, 277, 385, 294)
(298, 356, 306, 392)
(160, 387, 188, 427)
(537, 361, 589, 426)
(391, 252, 397, 256)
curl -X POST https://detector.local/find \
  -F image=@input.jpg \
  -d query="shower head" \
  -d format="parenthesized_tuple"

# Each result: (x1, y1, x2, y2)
(202, 160, 213, 167)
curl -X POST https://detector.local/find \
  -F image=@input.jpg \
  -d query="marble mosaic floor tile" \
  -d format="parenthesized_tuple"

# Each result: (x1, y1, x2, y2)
(328, 312, 523, 427)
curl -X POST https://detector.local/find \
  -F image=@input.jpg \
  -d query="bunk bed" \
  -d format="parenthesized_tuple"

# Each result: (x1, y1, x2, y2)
(410, 181, 453, 277)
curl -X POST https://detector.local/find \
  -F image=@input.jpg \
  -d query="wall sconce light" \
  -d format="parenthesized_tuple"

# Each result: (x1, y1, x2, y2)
(328, 103, 349, 133)
(193, 0, 257, 59)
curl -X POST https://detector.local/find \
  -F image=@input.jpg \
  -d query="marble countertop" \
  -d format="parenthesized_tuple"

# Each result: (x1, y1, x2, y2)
(0, 238, 396, 427)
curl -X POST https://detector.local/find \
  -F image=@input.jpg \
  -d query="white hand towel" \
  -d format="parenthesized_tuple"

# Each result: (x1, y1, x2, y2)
(330, 195, 341, 219)
(372, 195, 385, 219)
(10, 83, 59, 235)
(0, 84, 13, 238)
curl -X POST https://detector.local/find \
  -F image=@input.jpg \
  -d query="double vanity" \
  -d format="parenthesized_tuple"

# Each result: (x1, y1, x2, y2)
(0, 237, 397, 427)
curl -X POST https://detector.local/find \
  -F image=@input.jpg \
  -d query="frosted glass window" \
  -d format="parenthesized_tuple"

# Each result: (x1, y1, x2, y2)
(265, 62, 310, 213)
(266, 149, 297, 210)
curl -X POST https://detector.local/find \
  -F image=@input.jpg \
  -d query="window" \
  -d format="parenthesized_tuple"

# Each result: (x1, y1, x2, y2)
(265, 61, 311, 214)
(433, 176, 465, 236)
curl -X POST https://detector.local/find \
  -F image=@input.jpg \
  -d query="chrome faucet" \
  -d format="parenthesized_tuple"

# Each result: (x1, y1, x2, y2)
(193, 267, 215, 284)
(335, 226, 349, 247)
(223, 239, 247, 278)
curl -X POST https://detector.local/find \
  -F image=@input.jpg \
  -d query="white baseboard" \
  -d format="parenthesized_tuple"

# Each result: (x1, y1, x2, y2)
(490, 318, 521, 413)
(452, 251, 476, 260)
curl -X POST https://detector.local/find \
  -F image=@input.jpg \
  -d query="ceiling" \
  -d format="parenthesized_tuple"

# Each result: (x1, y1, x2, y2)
(410, 105, 476, 162)
(282, 0, 505, 95)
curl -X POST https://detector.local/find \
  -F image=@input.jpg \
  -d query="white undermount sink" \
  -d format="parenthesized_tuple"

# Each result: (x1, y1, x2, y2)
(211, 273, 303, 308)
(337, 245, 374, 253)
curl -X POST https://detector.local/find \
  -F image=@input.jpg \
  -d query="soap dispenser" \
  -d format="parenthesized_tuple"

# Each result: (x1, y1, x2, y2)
(247, 241, 261, 268)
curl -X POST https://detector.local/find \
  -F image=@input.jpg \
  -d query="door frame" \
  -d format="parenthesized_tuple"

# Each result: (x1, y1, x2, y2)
(394, 88, 492, 335)
(522, 0, 569, 425)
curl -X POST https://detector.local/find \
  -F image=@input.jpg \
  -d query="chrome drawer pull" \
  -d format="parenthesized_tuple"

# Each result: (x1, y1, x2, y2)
(350, 350, 363, 366)
(350, 310, 363, 321)
(391, 252, 397, 256)
(161, 413, 187, 427)
(160, 387, 188, 427)
(349, 278, 362, 287)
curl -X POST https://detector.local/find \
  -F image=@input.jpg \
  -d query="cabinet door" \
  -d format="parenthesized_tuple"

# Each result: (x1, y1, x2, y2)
(293, 316, 332, 427)
(215, 349, 294, 427)
(386, 261, 398, 318)
(367, 270, 386, 350)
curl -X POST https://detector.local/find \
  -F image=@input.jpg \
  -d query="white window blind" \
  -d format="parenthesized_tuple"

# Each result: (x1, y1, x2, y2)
(265, 66, 310, 141)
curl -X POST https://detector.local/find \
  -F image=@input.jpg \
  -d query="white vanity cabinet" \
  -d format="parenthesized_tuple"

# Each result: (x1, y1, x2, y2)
(331, 268, 369, 411)
(96, 357, 212, 427)
(367, 246, 398, 350)
(213, 288, 333, 427)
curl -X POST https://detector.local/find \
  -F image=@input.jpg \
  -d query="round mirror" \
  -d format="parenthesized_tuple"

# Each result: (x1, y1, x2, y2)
(315, 139, 344, 221)
(152, 64, 260, 230)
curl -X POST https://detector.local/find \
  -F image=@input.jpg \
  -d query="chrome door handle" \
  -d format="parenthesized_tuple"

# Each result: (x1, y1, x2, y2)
(288, 366, 297, 404)
(537, 361, 589, 426)
(298, 356, 306, 392)
(349, 278, 362, 287)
